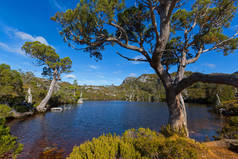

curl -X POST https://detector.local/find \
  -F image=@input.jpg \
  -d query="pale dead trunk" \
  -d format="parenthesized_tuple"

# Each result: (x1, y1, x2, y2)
(166, 90, 188, 137)
(36, 77, 57, 112)
(27, 88, 32, 104)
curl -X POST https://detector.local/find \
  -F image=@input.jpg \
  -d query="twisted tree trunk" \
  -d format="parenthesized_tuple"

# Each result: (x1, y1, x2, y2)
(166, 90, 188, 136)
(36, 76, 57, 112)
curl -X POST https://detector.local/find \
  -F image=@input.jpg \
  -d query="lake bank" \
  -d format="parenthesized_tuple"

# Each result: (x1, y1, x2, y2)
(8, 101, 224, 159)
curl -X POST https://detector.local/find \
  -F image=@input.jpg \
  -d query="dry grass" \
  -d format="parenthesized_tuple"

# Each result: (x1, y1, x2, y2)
(202, 140, 238, 159)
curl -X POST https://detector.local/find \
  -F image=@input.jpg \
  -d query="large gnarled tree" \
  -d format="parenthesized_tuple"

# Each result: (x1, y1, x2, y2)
(22, 41, 72, 112)
(52, 0, 238, 136)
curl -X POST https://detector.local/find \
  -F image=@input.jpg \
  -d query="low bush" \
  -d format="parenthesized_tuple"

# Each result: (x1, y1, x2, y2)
(217, 116, 238, 139)
(68, 128, 206, 159)
(0, 118, 23, 159)
(0, 104, 12, 118)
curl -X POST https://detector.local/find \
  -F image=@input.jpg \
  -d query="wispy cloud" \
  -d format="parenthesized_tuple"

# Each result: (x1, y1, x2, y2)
(129, 73, 137, 77)
(64, 74, 77, 79)
(49, 0, 65, 11)
(0, 42, 24, 55)
(15, 31, 49, 45)
(203, 63, 216, 69)
(89, 65, 98, 69)
(0, 25, 51, 55)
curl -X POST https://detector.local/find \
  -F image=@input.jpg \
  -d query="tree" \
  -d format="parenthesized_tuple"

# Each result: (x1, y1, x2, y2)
(0, 64, 24, 106)
(21, 41, 72, 112)
(52, 0, 238, 136)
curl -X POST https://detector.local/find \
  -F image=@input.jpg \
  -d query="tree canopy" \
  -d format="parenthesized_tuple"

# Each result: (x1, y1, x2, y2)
(22, 41, 72, 79)
(0, 64, 24, 105)
(51, 0, 238, 67)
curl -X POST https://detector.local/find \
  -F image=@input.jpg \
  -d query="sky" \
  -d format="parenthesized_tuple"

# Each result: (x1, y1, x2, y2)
(0, 0, 237, 86)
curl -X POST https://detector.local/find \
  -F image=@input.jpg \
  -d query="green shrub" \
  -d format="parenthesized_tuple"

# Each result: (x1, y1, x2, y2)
(218, 116, 238, 139)
(12, 105, 30, 113)
(0, 104, 12, 118)
(160, 125, 187, 137)
(0, 118, 23, 159)
(67, 128, 206, 159)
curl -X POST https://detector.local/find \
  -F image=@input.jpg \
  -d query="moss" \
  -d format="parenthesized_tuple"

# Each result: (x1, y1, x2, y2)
(67, 128, 206, 159)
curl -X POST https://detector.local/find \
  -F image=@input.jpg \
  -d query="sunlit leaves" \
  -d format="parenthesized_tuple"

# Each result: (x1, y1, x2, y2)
(21, 41, 72, 79)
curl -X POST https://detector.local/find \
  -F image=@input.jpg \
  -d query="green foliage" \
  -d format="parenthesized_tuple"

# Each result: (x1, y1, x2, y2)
(0, 104, 12, 118)
(171, 0, 238, 55)
(0, 64, 24, 106)
(216, 100, 238, 116)
(52, 0, 238, 69)
(0, 118, 23, 158)
(68, 128, 206, 159)
(160, 125, 187, 138)
(21, 41, 72, 79)
(217, 116, 238, 139)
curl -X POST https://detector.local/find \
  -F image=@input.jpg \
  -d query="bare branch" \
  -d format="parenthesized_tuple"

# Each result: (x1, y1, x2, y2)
(176, 73, 238, 94)
(149, 2, 159, 43)
(116, 52, 148, 62)
(106, 37, 152, 63)
(201, 31, 238, 53)
(186, 31, 238, 64)
(166, 0, 180, 23)
(109, 22, 129, 44)
(106, 37, 144, 53)
(186, 47, 203, 64)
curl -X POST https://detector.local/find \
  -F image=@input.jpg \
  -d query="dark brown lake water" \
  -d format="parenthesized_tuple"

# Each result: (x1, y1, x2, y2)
(8, 101, 224, 159)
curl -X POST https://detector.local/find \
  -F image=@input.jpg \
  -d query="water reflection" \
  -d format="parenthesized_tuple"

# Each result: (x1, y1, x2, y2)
(8, 101, 223, 159)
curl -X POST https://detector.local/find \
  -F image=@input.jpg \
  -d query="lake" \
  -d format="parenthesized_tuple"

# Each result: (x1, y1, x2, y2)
(8, 101, 223, 159)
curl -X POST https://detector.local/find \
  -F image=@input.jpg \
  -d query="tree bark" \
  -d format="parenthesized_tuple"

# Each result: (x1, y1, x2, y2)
(166, 89, 189, 136)
(36, 76, 57, 112)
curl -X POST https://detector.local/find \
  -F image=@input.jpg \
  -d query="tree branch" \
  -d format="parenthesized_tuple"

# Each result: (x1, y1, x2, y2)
(106, 37, 152, 63)
(116, 52, 148, 62)
(149, 2, 159, 43)
(109, 22, 129, 44)
(186, 31, 238, 64)
(166, 0, 180, 23)
(201, 31, 238, 54)
(106, 37, 143, 53)
(176, 73, 238, 94)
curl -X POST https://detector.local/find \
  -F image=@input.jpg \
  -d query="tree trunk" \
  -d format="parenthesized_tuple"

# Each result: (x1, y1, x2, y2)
(27, 88, 32, 104)
(166, 90, 189, 137)
(36, 77, 57, 112)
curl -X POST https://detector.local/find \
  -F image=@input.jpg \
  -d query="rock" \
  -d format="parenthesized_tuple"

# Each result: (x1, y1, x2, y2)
(122, 77, 136, 84)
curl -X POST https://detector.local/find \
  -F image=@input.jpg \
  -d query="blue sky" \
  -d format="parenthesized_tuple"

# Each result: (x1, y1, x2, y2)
(0, 0, 237, 85)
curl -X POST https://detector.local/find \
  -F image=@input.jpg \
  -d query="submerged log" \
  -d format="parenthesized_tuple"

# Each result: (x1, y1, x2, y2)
(10, 109, 34, 118)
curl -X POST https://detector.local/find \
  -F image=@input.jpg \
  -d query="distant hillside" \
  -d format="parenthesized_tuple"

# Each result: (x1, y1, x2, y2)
(120, 73, 237, 104)
(6, 71, 237, 107)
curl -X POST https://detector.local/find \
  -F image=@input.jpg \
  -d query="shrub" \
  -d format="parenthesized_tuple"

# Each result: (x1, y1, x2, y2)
(160, 125, 187, 137)
(67, 128, 206, 159)
(218, 116, 238, 139)
(0, 118, 23, 159)
(0, 104, 12, 118)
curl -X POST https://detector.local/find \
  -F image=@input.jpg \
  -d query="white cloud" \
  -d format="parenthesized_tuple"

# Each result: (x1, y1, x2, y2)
(0, 42, 24, 55)
(203, 63, 216, 69)
(15, 31, 49, 45)
(131, 55, 146, 64)
(0, 25, 51, 55)
(89, 65, 98, 69)
(64, 74, 77, 79)
(129, 73, 137, 77)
